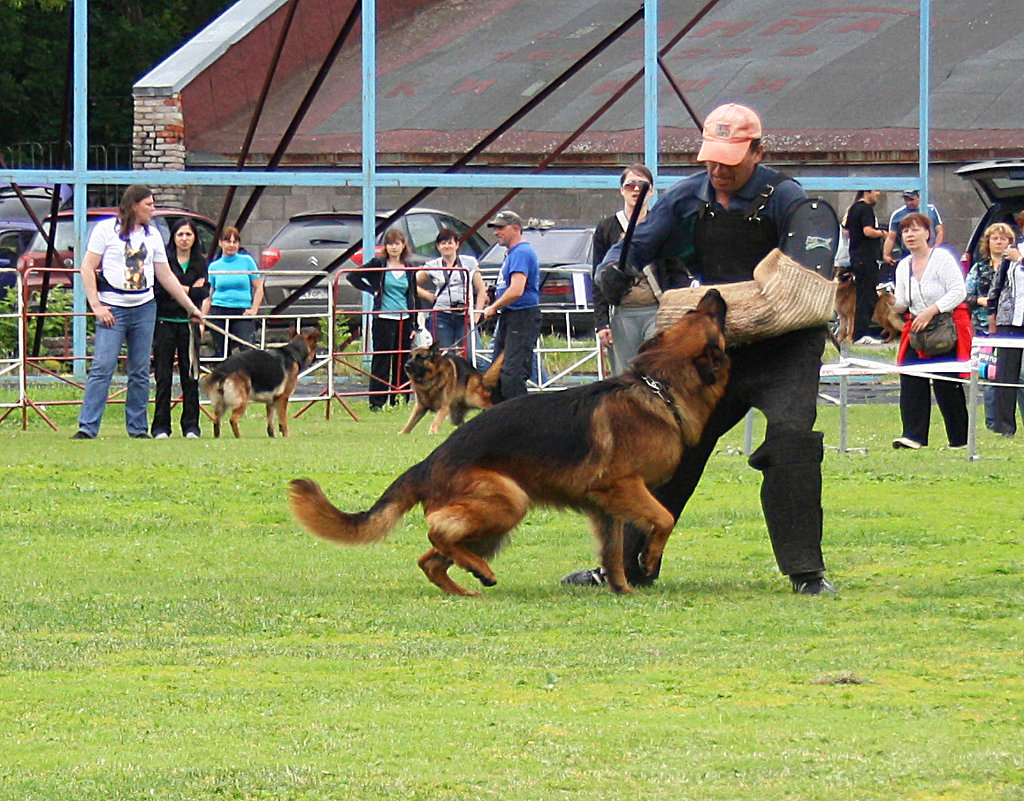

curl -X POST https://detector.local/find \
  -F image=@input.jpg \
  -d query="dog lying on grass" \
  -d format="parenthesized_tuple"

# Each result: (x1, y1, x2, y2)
(289, 290, 729, 596)
(200, 329, 320, 438)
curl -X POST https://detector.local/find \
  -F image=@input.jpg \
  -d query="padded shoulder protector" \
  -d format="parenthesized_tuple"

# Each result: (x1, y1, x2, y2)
(780, 197, 840, 278)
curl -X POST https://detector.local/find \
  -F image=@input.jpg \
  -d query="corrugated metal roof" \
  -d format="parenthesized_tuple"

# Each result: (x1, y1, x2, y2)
(138, 0, 1024, 164)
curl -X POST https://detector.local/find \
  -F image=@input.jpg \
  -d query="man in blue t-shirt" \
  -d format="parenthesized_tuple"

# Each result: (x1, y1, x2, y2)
(883, 189, 945, 270)
(482, 209, 541, 401)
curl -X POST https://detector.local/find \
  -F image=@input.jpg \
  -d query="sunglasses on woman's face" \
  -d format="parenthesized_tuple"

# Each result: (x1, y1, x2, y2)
(622, 181, 648, 190)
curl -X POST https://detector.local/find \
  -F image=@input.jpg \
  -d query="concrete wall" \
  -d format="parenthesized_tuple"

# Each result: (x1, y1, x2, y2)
(178, 162, 990, 260)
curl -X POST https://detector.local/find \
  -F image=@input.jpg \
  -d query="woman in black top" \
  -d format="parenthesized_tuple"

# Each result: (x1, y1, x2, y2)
(151, 218, 209, 438)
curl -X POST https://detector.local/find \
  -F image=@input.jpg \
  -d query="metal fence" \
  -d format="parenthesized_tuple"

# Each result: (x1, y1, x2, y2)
(1, 265, 605, 432)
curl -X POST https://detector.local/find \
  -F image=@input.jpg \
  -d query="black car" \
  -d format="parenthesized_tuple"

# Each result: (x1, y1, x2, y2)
(258, 208, 491, 318)
(955, 159, 1024, 271)
(477, 224, 595, 332)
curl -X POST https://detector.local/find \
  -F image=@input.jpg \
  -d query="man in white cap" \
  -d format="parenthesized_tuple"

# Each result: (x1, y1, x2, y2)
(567, 103, 837, 595)
(482, 209, 541, 400)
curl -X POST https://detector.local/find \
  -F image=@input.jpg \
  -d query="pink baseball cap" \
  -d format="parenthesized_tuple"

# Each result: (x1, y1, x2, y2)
(697, 103, 763, 166)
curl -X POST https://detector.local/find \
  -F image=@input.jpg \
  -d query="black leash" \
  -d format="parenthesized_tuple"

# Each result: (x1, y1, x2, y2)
(438, 316, 486, 355)
(617, 180, 652, 279)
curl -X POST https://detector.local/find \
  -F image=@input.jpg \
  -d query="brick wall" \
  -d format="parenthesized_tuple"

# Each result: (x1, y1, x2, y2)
(132, 94, 187, 206)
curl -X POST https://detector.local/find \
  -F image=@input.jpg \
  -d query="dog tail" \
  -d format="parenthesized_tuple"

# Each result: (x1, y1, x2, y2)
(482, 351, 504, 389)
(198, 373, 221, 396)
(289, 463, 426, 545)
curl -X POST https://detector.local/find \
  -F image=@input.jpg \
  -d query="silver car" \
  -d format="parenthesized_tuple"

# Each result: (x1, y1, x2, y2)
(259, 208, 490, 320)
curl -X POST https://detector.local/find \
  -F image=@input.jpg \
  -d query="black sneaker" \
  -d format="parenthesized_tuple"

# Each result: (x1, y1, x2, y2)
(792, 577, 837, 596)
(129, 432, 152, 439)
(70, 430, 93, 440)
(561, 568, 606, 586)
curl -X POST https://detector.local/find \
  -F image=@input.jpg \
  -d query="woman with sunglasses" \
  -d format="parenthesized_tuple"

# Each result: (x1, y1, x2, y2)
(592, 165, 653, 374)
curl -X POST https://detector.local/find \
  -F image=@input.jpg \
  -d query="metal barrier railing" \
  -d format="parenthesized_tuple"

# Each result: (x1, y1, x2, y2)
(1, 262, 609, 429)
(819, 338, 1024, 461)
(0, 269, 27, 425)
(3, 262, 1023, 457)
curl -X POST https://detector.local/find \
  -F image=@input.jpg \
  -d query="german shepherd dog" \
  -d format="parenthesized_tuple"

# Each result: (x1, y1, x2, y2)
(833, 267, 857, 344)
(200, 329, 320, 438)
(289, 290, 729, 596)
(401, 344, 504, 435)
(872, 286, 904, 342)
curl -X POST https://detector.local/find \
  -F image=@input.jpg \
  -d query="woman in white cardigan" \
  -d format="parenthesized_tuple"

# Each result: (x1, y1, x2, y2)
(889, 212, 970, 450)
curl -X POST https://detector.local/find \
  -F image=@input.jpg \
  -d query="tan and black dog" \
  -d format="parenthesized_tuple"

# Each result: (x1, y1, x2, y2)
(834, 267, 857, 344)
(289, 290, 729, 596)
(401, 344, 503, 435)
(200, 329, 320, 438)
(872, 287, 904, 342)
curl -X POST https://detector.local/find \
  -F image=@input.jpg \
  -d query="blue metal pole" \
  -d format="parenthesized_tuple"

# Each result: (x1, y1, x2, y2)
(361, 0, 375, 262)
(71, 0, 89, 377)
(644, 0, 659, 189)
(361, 0, 376, 364)
(919, 0, 930, 207)
(0, 168, 919, 194)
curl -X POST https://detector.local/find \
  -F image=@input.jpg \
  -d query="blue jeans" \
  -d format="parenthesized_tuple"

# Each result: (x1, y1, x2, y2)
(77, 301, 157, 437)
(428, 309, 483, 356)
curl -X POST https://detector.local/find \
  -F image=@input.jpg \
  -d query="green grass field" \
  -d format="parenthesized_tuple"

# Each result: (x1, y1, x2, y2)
(1, 395, 1022, 800)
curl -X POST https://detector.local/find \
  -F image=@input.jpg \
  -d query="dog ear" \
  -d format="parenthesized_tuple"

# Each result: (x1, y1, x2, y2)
(694, 345, 728, 386)
(636, 329, 664, 355)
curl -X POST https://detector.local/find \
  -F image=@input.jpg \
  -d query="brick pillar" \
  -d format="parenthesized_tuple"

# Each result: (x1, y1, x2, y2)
(132, 93, 186, 206)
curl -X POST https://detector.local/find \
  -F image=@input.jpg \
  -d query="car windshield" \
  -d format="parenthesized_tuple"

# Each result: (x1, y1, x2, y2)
(26, 218, 105, 252)
(0, 188, 66, 222)
(270, 217, 363, 249)
(479, 229, 592, 267)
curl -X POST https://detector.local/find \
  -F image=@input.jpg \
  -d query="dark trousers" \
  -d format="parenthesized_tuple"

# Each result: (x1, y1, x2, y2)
(992, 325, 1024, 435)
(897, 345, 968, 446)
(151, 320, 201, 437)
(208, 305, 255, 359)
(852, 256, 880, 338)
(369, 316, 410, 408)
(624, 326, 828, 583)
(491, 306, 542, 401)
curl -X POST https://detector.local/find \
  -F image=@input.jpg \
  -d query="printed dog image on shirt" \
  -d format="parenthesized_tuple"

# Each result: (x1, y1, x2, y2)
(123, 242, 148, 290)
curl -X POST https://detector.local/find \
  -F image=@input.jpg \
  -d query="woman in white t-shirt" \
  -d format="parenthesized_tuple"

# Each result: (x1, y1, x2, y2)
(72, 185, 203, 439)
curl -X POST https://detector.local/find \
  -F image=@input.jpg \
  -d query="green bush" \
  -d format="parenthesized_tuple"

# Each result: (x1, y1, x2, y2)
(0, 287, 93, 359)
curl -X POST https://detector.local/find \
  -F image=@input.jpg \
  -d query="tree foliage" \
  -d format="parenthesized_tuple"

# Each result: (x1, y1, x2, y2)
(0, 0, 231, 156)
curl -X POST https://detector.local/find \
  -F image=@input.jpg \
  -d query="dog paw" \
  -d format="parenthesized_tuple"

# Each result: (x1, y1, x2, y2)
(471, 570, 497, 587)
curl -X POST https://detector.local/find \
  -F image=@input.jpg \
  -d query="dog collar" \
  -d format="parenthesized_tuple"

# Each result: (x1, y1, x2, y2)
(638, 373, 685, 430)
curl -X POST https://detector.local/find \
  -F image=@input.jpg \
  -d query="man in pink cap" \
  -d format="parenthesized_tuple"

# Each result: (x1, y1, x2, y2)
(568, 103, 839, 596)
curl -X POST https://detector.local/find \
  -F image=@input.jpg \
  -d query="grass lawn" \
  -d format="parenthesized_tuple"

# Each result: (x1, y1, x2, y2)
(1, 394, 1022, 800)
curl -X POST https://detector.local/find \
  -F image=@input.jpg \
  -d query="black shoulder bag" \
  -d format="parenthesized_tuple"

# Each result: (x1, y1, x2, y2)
(907, 252, 957, 356)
